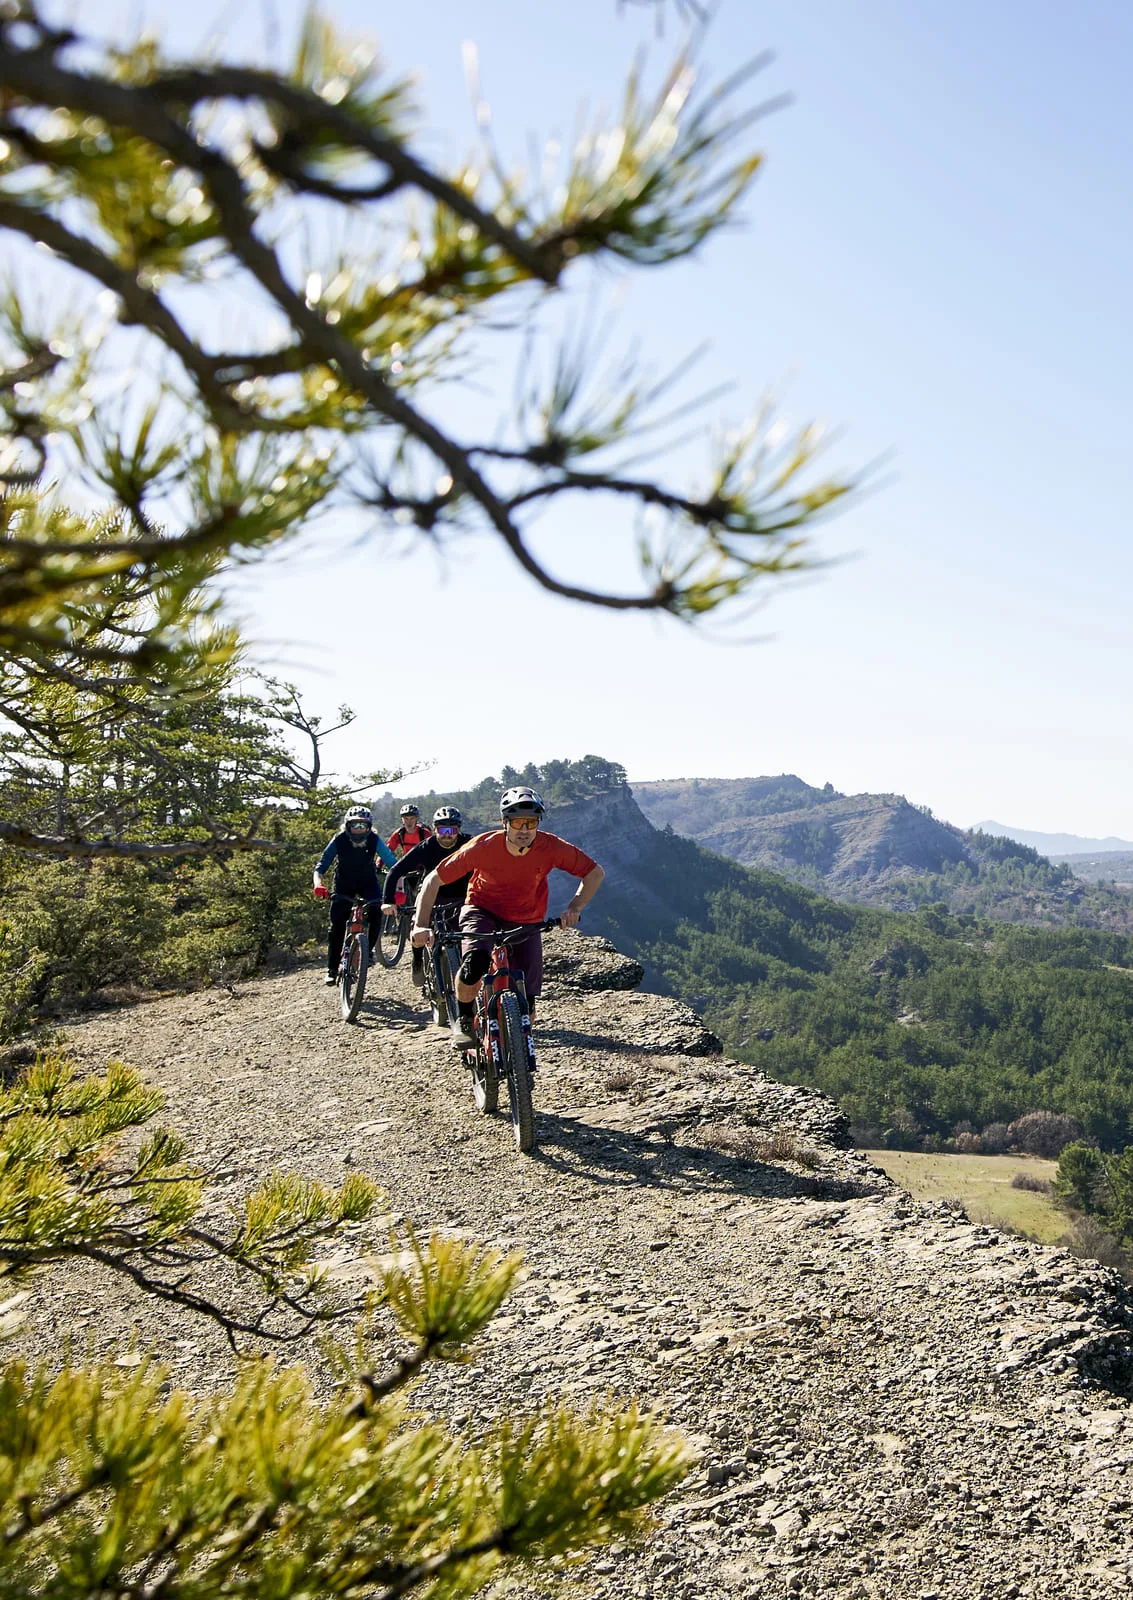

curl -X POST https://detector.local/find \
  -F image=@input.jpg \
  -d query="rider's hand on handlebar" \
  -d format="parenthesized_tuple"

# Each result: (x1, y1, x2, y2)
(313, 885, 329, 900)
(559, 905, 582, 929)
(411, 928, 434, 949)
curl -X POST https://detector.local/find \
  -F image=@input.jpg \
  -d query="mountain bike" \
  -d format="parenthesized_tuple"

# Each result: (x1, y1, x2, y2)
(333, 893, 382, 1022)
(447, 917, 562, 1154)
(376, 870, 420, 969)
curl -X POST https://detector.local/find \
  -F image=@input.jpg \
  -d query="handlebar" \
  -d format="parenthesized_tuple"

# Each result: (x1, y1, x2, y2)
(330, 894, 385, 907)
(430, 917, 564, 946)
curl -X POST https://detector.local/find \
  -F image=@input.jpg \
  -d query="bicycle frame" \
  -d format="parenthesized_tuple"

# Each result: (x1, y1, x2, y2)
(467, 919, 559, 1071)
(331, 893, 383, 962)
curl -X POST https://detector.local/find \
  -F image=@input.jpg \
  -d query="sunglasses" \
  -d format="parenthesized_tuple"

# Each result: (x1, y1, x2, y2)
(347, 821, 368, 832)
(436, 825, 460, 837)
(507, 817, 540, 831)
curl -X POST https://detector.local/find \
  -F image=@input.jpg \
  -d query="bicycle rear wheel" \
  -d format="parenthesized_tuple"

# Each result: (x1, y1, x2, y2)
(341, 933, 369, 1021)
(376, 912, 407, 969)
(499, 991, 535, 1153)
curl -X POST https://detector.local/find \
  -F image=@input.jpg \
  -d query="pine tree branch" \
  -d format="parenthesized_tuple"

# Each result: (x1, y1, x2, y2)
(0, 820, 282, 858)
(0, 199, 263, 434)
(0, 28, 758, 617)
(2, 1465, 113, 1547)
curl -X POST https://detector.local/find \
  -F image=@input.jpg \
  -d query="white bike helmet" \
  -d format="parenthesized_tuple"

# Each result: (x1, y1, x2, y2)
(499, 786, 545, 819)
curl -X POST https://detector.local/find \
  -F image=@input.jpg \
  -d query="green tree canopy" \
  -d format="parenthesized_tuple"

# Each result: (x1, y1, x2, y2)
(0, 0, 855, 685)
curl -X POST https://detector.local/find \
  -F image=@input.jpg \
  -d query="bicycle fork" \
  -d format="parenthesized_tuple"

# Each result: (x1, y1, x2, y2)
(484, 1004, 537, 1074)
(484, 1010, 502, 1071)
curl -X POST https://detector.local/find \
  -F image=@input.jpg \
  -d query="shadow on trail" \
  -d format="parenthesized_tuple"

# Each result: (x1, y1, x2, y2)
(531, 1112, 885, 1204)
(348, 995, 422, 1030)
(537, 1027, 641, 1056)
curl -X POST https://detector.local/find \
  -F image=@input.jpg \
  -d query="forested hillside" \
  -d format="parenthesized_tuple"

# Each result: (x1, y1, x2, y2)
(371, 757, 630, 832)
(0, 671, 381, 1041)
(1061, 851, 1133, 886)
(634, 775, 1133, 928)
(490, 782, 1133, 1155)
(589, 824, 1133, 1153)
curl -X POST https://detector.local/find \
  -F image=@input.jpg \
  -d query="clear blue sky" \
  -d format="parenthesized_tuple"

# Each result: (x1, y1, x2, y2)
(82, 0, 1133, 834)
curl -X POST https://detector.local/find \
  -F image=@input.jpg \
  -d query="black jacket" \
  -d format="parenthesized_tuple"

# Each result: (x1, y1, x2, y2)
(384, 833, 473, 905)
(316, 829, 397, 895)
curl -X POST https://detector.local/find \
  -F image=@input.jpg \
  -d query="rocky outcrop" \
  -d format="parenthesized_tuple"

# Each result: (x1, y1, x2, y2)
(635, 779, 970, 886)
(543, 787, 674, 922)
(541, 929, 643, 992)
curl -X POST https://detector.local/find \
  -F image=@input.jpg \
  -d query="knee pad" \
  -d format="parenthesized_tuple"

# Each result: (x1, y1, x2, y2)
(459, 948, 491, 985)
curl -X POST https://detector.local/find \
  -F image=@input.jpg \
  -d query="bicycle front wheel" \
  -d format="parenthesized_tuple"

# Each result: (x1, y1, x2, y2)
(376, 911, 407, 969)
(499, 991, 535, 1153)
(341, 933, 369, 1021)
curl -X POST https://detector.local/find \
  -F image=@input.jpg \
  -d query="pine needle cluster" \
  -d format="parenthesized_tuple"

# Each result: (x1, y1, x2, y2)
(0, 1052, 693, 1596)
(0, 0, 858, 666)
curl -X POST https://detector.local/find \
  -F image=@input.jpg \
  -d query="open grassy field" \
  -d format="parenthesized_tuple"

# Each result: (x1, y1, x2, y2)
(862, 1150, 1065, 1243)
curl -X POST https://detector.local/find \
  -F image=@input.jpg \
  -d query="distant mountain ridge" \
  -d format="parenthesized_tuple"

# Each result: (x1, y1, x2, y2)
(633, 775, 1133, 928)
(976, 822, 1133, 857)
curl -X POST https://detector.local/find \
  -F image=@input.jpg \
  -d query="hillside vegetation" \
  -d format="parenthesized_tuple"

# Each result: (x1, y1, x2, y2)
(541, 785, 1133, 1154)
(1060, 851, 1133, 886)
(372, 757, 630, 832)
(634, 775, 1133, 928)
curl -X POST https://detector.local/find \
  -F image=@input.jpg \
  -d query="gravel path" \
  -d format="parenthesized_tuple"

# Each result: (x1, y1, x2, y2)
(19, 932, 1133, 1599)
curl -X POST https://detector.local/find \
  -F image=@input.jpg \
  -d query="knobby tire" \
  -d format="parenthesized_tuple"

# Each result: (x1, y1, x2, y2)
(341, 932, 369, 1021)
(376, 911, 407, 969)
(500, 991, 535, 1153)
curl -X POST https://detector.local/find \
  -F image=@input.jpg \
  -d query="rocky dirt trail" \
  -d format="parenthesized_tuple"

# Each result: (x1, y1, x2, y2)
(20, 933, 1133, 1599)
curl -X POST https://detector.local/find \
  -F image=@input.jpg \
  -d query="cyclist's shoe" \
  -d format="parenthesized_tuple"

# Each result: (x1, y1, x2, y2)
(411, 947, 425, 988)
(450, 1014, 476, 1047)
(324, 972, 337, 986)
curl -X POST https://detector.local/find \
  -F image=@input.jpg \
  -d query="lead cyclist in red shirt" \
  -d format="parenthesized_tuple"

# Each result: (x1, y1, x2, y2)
(411, 786, 605, 1044)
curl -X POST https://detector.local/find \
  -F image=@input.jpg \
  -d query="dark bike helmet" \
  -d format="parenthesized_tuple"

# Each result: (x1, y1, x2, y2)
(399, 803, 420, 819)
(433, 805, 463, 826)
(499, 786, 545, 820)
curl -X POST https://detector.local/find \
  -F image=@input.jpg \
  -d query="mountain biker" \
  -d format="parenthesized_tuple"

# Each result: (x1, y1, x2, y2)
(380, 805, 475, 988)
(313, 804, 397, 985)
(387, 804, 433, 858)
(412, 787, 604, 1042)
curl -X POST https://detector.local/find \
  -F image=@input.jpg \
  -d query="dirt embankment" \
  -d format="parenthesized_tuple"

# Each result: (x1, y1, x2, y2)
(18, 930, 1133, 1600)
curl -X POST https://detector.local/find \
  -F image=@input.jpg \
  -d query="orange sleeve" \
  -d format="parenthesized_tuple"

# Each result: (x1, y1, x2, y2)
(436, 835, 485, 884)
(549, 840, 597, 877)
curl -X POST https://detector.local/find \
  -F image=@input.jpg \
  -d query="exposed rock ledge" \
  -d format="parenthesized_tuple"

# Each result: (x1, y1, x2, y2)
(10, 927, 1133, 1600)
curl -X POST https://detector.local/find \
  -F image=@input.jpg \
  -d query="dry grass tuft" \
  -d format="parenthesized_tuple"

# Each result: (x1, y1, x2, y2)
(1011, 1171, 1054, 1194)
(700, 1125, 822, 1171)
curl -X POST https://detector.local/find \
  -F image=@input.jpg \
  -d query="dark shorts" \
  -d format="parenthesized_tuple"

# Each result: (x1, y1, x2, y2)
(458, 904, 543, 997)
